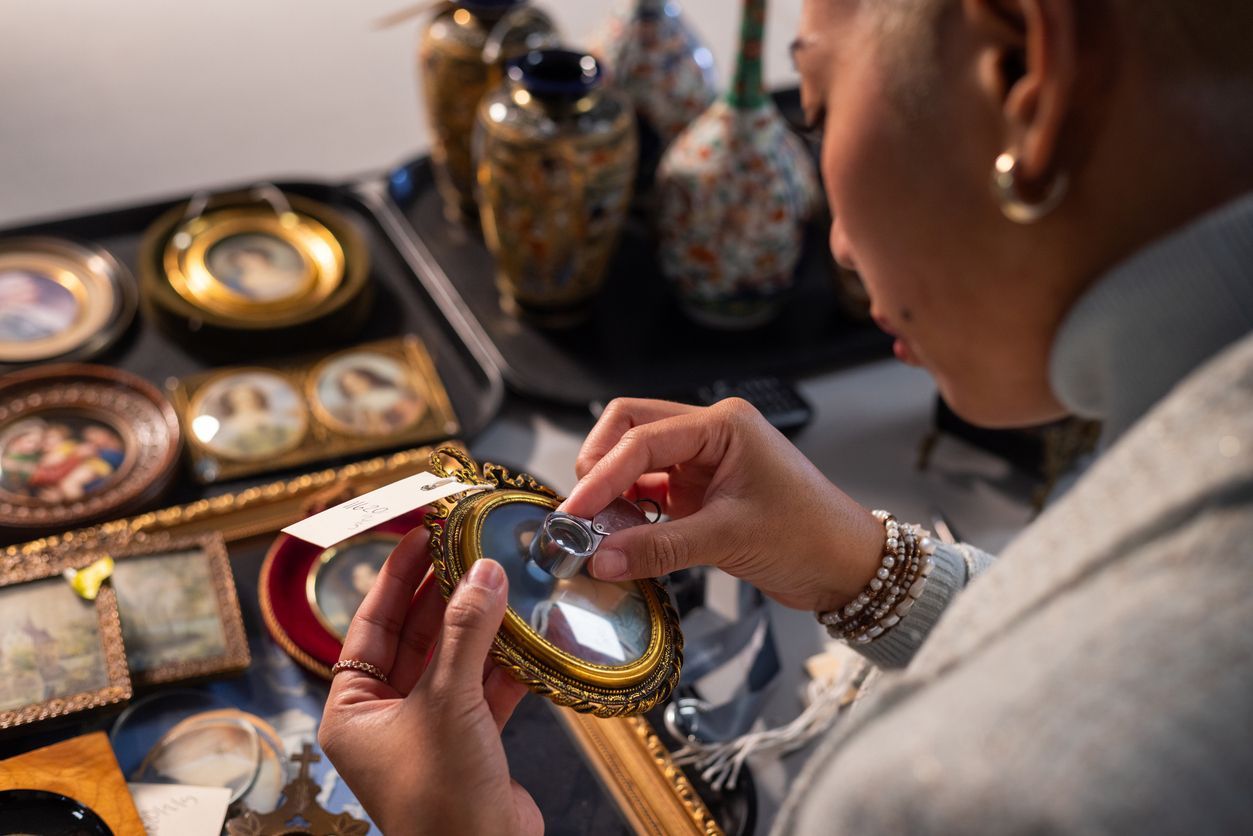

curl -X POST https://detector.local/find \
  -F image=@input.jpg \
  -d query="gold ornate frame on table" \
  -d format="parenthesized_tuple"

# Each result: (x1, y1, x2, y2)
(425, 448, 683, 718)
(1, 442, 722, 836)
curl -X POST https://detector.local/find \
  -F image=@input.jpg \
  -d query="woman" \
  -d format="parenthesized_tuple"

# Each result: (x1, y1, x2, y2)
(319, 1, 1253, 832)
(333, 365, 424, 435)
(214, 384, 299, 457)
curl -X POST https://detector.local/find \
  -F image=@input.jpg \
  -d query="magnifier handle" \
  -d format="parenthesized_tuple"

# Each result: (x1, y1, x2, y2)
(591, 497, 651, 536)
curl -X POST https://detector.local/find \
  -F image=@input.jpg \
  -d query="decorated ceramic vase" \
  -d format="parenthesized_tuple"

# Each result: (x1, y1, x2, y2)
(591, 0, 718, 156)
(418, 0, 559, 224)
(474, 50, 639, 326)
(655, 0, 820, 329)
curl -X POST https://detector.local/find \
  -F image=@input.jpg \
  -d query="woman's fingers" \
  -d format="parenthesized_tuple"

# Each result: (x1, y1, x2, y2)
(331, 526, 432, 701)
(563, 411, 726, 519)
(386, 572, 448, 695)
(483, 665, 529, 732)
(416, 559, 509, 704)
(575, 399, 699, 480)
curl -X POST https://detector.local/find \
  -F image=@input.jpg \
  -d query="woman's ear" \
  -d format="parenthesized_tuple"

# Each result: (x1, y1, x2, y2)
(964, 0, 1077, 193)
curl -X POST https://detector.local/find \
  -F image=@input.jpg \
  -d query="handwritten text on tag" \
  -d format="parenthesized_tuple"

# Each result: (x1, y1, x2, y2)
(281, 471, 489, 549)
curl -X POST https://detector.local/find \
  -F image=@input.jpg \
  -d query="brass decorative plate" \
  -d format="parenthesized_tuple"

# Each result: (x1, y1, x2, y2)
(0, 237, 137, 369)
(425, 448, 683, 717)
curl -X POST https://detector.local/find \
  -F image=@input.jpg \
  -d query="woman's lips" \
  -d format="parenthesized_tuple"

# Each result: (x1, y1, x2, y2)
(893, 337, 921, 366)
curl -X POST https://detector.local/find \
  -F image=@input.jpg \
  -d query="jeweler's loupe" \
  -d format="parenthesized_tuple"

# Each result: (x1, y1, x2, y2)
(528, 497, 658, 579)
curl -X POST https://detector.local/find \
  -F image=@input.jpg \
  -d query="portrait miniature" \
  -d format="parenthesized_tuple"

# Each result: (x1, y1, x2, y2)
(0, 414, 128, 504)
(0, 366, 181, 532)
(0, 238, 137, 370)
(206, 232, 308, 303)
(311, 351, 427, 437)
(307, 533, 400, 640)
(0, 269, 80, 345)
(190, 371, 308, 462)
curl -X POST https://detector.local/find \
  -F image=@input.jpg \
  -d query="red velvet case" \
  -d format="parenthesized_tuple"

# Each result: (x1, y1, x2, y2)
(259, 510, 428, 678)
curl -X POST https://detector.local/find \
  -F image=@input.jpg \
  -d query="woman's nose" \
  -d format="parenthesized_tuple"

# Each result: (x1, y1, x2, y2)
(829, 218, 858, 271)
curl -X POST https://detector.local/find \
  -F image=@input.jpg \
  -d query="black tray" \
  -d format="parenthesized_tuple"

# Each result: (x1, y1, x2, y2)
(382, 90, 891, 406)
(0, 179, 503, 541)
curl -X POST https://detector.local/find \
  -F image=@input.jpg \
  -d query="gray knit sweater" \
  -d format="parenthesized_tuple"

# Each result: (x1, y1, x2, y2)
(777, 192, 1253, 833)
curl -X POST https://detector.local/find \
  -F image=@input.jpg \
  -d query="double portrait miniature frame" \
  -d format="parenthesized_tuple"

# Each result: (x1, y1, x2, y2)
(173, 335, 459, 483)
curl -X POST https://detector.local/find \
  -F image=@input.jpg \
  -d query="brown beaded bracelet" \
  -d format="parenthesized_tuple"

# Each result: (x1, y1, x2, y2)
(816, 510, 936, 645)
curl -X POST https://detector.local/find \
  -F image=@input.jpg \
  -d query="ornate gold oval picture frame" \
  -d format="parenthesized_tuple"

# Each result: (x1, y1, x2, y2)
(424, 448, 683, 718)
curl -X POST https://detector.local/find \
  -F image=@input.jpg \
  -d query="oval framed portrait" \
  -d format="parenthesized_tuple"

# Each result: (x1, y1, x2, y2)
(0, 364, 181, 530)
(425, 450, 683, 717)
(151, 199, 349, 326)
(306, 532, 402, 641)
(0, 237, 137, 369)
(186, 369, 308, 463)
(308, 349, 428, 438)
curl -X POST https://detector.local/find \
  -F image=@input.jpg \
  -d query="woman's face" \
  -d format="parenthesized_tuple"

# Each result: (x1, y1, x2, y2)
(226, 385, 265, 414)
(795, 0, 1076, 426)
(340, 370, 374, 398)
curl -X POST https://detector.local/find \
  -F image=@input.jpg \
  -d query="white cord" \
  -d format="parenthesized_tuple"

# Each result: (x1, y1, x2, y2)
(671, 655, 870, 792)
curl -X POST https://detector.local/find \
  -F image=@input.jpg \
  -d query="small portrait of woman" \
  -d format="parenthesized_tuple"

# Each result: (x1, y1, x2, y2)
(0, 269, 81, 344)
(309, 534, 398, 640)
(312, 352, 426, 437)
(191, 371, 307, 462)
(0, 414, 128, 503)
(205, 233, 308, 303)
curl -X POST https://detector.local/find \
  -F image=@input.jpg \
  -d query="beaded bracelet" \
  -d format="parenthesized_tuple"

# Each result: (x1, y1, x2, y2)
(816, 510, 936, 645)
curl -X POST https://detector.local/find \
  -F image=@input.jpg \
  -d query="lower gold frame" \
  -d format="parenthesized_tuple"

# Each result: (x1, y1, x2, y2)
(2, 442, 722, 836)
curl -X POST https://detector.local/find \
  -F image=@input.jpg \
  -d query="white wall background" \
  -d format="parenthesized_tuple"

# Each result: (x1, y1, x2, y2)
(0, 0, 802, 227)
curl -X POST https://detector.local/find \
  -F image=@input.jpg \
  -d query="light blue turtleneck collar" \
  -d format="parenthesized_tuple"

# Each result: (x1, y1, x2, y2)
(1050, 192, 1253, 446)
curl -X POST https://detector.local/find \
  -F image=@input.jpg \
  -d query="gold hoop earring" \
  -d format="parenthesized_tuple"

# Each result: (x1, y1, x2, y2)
(991, 152, 1069, 224)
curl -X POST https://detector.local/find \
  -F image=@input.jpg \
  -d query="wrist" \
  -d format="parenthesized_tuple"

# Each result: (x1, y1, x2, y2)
(812, 506, 887, 613)
(816, 511, 937, 645)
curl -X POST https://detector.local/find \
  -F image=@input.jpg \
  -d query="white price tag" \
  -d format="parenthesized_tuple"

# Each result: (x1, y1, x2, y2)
(281, 471, 490, 549)
(129, 783, 232, 836)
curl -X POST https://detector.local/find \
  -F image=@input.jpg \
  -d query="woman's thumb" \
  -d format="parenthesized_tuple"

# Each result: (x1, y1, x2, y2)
(589, 515, 716, 581)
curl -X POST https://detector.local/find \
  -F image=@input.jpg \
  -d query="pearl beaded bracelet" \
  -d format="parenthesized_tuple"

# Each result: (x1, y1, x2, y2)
(816, 510, 936, 645)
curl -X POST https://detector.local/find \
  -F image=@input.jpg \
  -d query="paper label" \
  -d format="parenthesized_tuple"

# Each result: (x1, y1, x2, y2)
(129, 782, 232, 836)
(281, 471, 490, 549)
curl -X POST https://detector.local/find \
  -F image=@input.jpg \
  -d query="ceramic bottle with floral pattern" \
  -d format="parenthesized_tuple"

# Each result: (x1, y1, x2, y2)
(655, 0, 820, 328)
(474, 50, 638, 326)
(419, 0, 559, 224)
(590, 0, 718, 169)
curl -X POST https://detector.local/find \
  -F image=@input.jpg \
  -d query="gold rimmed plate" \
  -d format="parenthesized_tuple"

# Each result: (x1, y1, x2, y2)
(425, 449, 683, 717)
(0, 237, 137, 369)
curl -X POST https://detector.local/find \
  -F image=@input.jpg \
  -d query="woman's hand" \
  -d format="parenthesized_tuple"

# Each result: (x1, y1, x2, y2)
(562, 398, 884, 613)
(318, 527, 542, 836)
